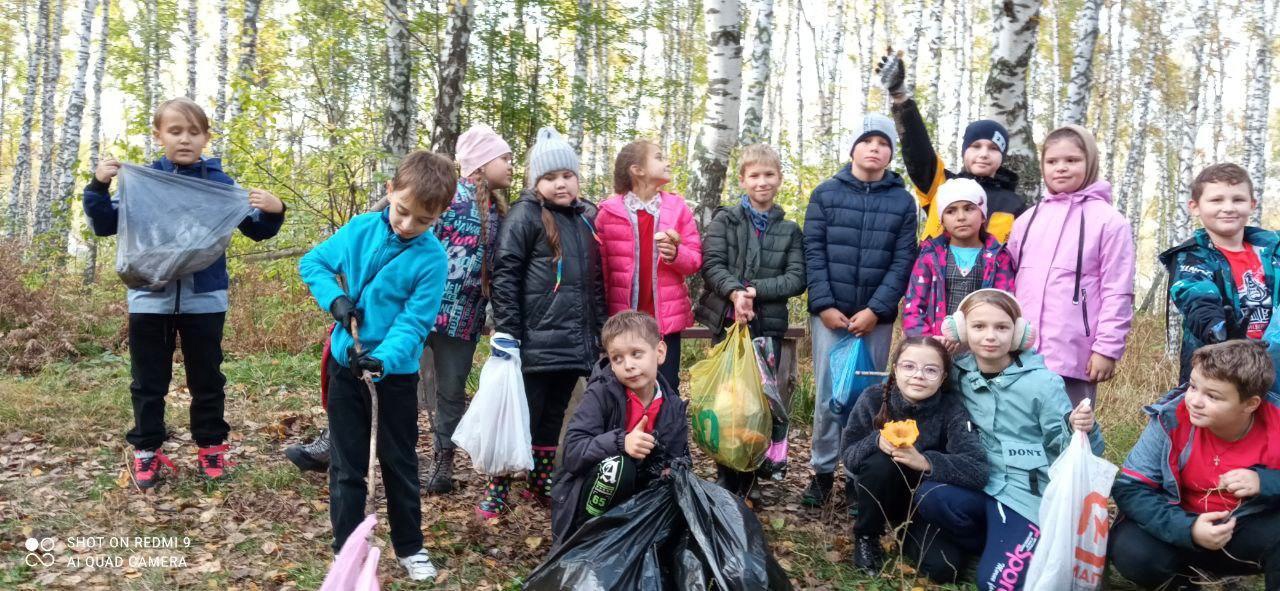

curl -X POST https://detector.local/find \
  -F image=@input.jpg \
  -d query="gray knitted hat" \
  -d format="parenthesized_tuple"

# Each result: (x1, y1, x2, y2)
(527, 127, 580, 182)
(849, 113, 899, 157)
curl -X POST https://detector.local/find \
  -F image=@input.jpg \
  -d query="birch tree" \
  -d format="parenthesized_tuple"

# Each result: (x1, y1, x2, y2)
(84, 0, 108, 284)
(7, 0, 45, 236)
(739, 0, 772, 143)
(984, 0, 1043, 201)
(1118, 0, 1165, 232)
(430, 0, 474, 157)
(687, 0, 742, 227)
(218, 0, 261, 157)
(383, 0, 414, 166)
(33, 0, 65, 236)
(185, 0, 197, 98)
(568, 0, 591, 151)
(1103, 0, 1125, 180)
(926, 0, 943, 129)
(213, 0, 229, 139)
(1062, 0, 1101, 125)
(52, 0, 100, 228)
(1243, 0, 1273, 222)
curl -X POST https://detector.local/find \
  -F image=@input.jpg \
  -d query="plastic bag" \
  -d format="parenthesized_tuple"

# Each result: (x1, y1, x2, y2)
(752, 337, 789, 479)
(827, 335, 879, 416)
(1025, 417, 1118, 591)
(688, 323, 772, 472)
(524, 468, 792, 591)
(451, 337, 534, 475)
(114, 163, 253, 290)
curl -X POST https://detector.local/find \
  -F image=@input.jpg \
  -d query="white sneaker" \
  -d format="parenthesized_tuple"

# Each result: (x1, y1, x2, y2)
(398, 549, 438, 582)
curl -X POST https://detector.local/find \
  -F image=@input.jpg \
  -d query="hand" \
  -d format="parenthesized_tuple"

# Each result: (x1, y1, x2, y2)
(491, 333, 520, 360)
(1220, 469, 1262, 499)
(329, 296, 361, 332)
(891, 445, 932, 473)
(1069, 399, 1096, 433)
(1086, 353, 1117, 383)
(248, 188, 284, 214)
(346, 346, 383, 377)
(876, 433, 897, 456)
(94, 157, 121, 183)
(624, 416, 657, 460)
(875, 48, 907, 102)
(931, 334, 960, 355)
(847, 309, 878, 336)
(655, 232, 678, 263)
(1191, 510, 1236, 551)
(730, 290, 755, 322)
(819, 308, 850, 331)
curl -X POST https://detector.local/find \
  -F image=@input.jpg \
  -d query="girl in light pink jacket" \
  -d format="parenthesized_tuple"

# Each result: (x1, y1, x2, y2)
(597, 140, 703, 390)
(1005, 125, 1136, 406)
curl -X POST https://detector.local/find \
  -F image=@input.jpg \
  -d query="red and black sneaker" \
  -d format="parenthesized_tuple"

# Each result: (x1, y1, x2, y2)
(132, 450, 176, 490)
(197, 444, 235, 480)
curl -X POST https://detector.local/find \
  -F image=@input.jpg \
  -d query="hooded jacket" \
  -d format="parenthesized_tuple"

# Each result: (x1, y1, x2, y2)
(1113, 385, 1280, 549)
(803, 164, 919, 322)
(953, 352, 1104, 522)
(902, 233, 1017, 338)
(1005, 181, 1136, 381)
(695, 202, 806, 338)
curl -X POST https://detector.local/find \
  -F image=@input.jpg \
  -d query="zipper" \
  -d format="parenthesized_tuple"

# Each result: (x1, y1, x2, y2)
(1080, 288, 1091, 337)
(173, 278, 182, 314)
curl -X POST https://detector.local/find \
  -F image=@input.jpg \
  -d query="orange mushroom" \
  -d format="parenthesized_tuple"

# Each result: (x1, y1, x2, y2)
(881, 419, 919, 448)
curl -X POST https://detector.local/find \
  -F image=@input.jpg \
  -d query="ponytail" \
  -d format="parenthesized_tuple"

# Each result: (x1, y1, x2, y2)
(539, 199, 563, 261)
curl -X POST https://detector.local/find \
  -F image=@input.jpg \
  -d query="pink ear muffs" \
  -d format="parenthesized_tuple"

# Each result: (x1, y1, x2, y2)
(940, 289, 1035, 353)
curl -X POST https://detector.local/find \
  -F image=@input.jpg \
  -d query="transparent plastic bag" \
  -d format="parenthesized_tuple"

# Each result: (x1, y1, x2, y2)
(451, 336, 534, 475)
(114, 163, 253, 290)
(752, 336, 789, 479)
(688, 323, 772, 473)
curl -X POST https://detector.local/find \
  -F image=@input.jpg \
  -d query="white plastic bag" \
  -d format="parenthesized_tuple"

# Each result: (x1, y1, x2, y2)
(1025, 403, 1118, 591)
(451, 335, 533, 476)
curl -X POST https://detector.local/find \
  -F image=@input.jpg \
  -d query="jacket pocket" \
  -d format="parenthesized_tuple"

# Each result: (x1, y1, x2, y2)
(1002, 442, 1050, 496)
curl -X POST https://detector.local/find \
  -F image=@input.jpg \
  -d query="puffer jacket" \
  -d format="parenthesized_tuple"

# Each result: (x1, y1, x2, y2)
(902, 233, 1017, 338)
(1158, 227, 1280, 382)
(1005, 181, 1135, 381)
(694, 202, 806, 338)
(953, 351, 1104, 523)
(1114, 385, 1280, 549)
(490, 190, 605, 374)
(596, 191, 703, 335)
(803, 164, 919, 322)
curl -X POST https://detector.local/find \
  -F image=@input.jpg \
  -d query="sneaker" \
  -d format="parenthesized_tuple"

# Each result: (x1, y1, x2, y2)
(423, 447, 455, 495)
(284, 429, 330, 473)
(800, 472, 834, 507)
(852, 534, 885, 574)
(197, 444, 234, 480)
(132, 450, 176, 489)
(397, 549, 438, 582)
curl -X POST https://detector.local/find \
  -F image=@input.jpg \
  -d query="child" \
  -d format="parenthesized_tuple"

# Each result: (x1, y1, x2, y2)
(902, 178, 1016, 340)
(550, 311, 689, 549)
(597, 140, 703, 391)
(298, 150, 455, 582)
(877, 49, 1026, 242)
(421, 124, 514, 495)
(1005, 125, 1135, 406)
(1111, 341, 1280, 589)
(1159, 163, 1279, 383)
(841, 337, 987, 575)
(694, 143, 805, 501)
(482, 127, 606, 519)
(83, 97, 285, 488)
(913, 288, 1099, 589)
(802, 113, 919, 506)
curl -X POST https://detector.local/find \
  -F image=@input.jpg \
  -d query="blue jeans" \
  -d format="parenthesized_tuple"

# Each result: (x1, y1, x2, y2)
(808, 317, 893, 474)
(912, 481, 1040, 591)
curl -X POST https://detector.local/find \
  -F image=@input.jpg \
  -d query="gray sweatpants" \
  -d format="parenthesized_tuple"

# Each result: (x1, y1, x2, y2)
(421, 332, 479, 451)
(808, 317, 894, 475)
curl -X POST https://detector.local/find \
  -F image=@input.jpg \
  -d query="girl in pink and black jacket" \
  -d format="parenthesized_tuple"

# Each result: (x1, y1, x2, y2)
(596, 140, 702, 390)
(902, 178, 1016, 340)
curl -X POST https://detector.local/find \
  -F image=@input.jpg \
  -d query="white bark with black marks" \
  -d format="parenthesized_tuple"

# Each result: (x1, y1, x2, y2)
(52, 0, 100, 229)
(984, 0, 1043, 202)
(7, 0, 45, 237)
(1118, 0, 1164, 234)
(218, 0, 261, 157)
(430, 0, 476, 157)
(186, 0, 198, 98)
(213, 0, 229, 141)
(33, 0, 65, 236)
(569, 0, 591, 152)
(383, 0, 414, 162)
(688, 0, 742, 228)
(1062, 0, 1101, 125)
(739, 0, 772, 144)
(83, 0, 108, 283)
(1243, 0, 1273, 223)
(926, 0, 943, 130)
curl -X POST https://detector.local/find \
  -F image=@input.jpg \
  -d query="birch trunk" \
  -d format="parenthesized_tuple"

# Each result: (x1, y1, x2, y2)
(218, 0, 261, 157)
(383, 0, 414, 163)
(1117, 0, 1164, 234)
(213, 0, 229, 139)
(1103, 0, 1125, 180)
(739, 0, 772, 143)
(7, 0, 44, 237)
(1167, 21, 1206, 356)
(926, 0, 943, 130)
(186, 0, 198, 98)
(1062, 0, 1101, 125)
(1243, 0, 1273, 223)
(52, 0, 99, 224)
(984, 0, 1043, 202)
(688, 0, 742, 228)
(569, 0, 591, 152)
(33, 0, 65, 237)
(83, 0, 108, 284)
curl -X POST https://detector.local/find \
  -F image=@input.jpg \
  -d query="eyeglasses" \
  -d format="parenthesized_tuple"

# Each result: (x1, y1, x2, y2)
(896, 361, 943, 381)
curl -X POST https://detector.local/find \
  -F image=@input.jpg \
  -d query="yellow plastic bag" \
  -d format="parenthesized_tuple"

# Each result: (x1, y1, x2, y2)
(688, 323, 772, 472)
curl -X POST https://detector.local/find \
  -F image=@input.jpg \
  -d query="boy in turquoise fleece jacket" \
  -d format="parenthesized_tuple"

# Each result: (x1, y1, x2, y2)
(299, 151, 454, 583)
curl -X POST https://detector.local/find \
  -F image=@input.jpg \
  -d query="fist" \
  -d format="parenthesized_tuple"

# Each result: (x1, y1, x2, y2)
(248, 188, 284, 214)
(95, 158, 122, 183)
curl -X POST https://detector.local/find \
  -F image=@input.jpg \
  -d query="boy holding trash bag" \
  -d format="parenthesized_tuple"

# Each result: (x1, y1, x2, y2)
(550, 311, 690, 550)
(1111, 340, 1280, 590)
(299, 150, 454, 582)
(83, 97, 285, 488)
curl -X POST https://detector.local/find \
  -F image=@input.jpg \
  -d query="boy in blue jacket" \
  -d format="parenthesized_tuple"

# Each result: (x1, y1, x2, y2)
(802, 112, 919, 506)
(83, 97, 285, 488)
(1112, 340, 1280, 589)
(299, 150, 453, 582)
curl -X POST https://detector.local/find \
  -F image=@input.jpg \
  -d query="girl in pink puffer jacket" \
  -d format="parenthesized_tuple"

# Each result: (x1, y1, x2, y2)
(596, 140, 702, 390)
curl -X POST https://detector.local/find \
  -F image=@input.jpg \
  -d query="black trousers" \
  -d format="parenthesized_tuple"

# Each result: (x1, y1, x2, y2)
(126, 313, 229, 450)
(1109, 512, 1280, 590)
(852, 450, 922, 535)
(526, 370, 581, 447)
(659, 332, 682, 393)
(326, 357, 423, 558)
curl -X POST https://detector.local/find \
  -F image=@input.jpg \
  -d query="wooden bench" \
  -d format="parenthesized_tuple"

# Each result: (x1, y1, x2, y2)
(679, 325, 807, 407)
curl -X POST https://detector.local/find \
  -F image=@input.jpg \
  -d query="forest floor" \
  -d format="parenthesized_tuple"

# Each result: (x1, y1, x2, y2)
(0, 316, 1265, 590)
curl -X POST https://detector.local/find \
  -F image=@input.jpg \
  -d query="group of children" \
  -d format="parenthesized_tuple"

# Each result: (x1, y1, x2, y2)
(85, 62, 1280, 587)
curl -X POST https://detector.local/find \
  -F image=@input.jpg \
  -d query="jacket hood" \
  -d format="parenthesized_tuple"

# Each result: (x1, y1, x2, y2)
(833, 163, 907, 193)
(1042, 180, 1113, 206)
(152, 156, 224, 175)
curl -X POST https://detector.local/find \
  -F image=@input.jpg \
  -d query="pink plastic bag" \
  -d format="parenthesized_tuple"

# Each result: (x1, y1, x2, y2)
(319, 511, 382, 590)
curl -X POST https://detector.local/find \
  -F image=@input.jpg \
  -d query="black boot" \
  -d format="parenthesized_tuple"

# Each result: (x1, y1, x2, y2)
(852, 534, 885, 574)
(801, 472, 834, 507)
(423, 447, 455, 494)
(284, 429, 330, 473)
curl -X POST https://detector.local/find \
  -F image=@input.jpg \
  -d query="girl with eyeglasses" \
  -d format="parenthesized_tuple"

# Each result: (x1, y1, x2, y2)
(840, 336, 988, 576)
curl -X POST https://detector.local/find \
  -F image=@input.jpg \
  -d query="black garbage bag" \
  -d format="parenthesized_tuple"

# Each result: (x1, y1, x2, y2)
(524, 468, 792, 591)
(115, 163, 253, 290)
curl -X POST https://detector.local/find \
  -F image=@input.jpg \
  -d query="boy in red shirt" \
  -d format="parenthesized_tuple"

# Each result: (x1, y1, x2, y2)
(1112, 340, 1280, 589)
(549, 311, 689, 550)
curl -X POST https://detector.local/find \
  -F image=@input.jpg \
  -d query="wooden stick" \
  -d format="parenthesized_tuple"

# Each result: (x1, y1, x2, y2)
(350, 320, 380, 518)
